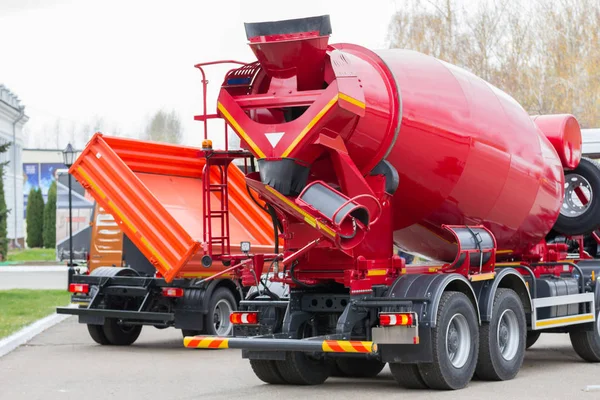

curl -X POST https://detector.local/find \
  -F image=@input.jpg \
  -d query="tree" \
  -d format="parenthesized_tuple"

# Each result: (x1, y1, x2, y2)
(387, 0, 600, 128)
(144, 110, 183, 144)
(26, 188, 44, 248)
(43, 181, 57, 249)
(0, 141, 11, 259)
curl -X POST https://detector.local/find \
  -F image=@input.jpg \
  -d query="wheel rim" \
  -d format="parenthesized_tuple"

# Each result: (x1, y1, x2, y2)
(497, 309, 519, 360)
(213, 299, 233, 336)
(446, 313, 471, 368)
(561, 173, 593, 217)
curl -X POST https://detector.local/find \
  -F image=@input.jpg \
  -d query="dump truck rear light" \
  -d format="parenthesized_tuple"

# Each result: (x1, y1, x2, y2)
(230, 312, 258, 325)
(69, 283, 89, 294)
(162, 288, 184, 297)
(379, 313, 415, 327)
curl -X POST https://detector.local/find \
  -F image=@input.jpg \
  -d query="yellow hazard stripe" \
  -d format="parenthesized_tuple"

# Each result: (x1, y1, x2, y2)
(535, 314, 594, 329)
(183, 336, 230, 349)
(469, 272, 496, 282)
(218, 102, 266, 158)
(339, 93, 365, 109)
(281, 95, 339, 157)
(367, 269, 387, 277)
(265, 186, 335, 238)
(321, 340, 374, 353)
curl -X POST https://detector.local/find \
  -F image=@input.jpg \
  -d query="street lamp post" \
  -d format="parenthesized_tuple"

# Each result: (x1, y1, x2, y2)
(63, 144, 77, 267)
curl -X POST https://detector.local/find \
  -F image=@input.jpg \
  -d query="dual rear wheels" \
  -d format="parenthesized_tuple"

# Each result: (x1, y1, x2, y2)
(391, 289, 526, 390)
(87, 319, 142, 346)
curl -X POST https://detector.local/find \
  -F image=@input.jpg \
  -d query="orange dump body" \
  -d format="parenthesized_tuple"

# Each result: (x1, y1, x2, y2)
(70, 133, 275, 282)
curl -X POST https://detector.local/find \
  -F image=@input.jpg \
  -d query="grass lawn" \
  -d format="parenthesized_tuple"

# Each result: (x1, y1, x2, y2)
(7, 248, 56, 262)
(0, 290, 70, 339)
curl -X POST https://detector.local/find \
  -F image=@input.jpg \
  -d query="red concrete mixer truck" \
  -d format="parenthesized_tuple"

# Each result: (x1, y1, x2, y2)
(62, 15, 600, 390)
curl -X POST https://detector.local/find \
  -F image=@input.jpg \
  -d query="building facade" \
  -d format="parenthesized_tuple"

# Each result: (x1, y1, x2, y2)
(0, 85, 27, 247)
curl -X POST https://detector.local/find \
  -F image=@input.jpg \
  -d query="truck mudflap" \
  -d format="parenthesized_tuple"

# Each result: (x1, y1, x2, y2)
(183, 335, 375, 353)
(70, 133, 275, 282)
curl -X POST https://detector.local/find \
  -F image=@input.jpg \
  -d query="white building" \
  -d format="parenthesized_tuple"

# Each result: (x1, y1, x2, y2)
(582, 129, 600, 159)
(0, 85, 27, 247)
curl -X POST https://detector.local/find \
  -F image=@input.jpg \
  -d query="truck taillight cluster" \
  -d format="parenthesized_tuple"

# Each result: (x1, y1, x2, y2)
(230, 312, 258, 325)
(162, 288, 184, 298)
(68, 283, 89, 294)
(379, 313, 416, 327)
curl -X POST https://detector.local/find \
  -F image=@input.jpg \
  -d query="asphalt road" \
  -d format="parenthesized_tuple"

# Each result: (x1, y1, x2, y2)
(1, 317, 600, 400)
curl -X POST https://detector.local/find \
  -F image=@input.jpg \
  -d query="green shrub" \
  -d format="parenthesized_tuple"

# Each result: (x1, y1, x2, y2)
(43, 181, 57, 248)
(26, 188, 44, 248)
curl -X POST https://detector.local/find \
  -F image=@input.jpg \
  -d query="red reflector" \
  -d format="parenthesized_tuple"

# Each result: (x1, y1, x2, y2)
(379, 313, 414, 327)
(69, 283, 89, 294)
(229, 312, 259, 325)
(162, 287, 184, 297)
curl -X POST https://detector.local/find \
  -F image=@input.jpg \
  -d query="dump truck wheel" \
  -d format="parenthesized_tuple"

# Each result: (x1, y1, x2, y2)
(418, 291, 478, 390)
(390, 363, 429, 389)
(476, 289, 526, 381)
(87, 324, 110, 345)
(335, 358, 385, 378)
(526, 331, 541, 349)
(554, 158, 600, 235)
(204, 288, 236, 336)
(569, 310, 600, 362)
(249, 360, 287, 384)
(102, 318, 142, 345)
(276, 352, 331, 385)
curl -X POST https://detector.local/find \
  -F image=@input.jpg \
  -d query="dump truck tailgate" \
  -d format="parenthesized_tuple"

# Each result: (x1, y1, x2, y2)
(70, 134, 274, 282)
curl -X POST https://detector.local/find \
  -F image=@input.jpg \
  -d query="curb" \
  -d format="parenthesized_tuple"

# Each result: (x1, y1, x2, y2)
(0, 306, 75, 358)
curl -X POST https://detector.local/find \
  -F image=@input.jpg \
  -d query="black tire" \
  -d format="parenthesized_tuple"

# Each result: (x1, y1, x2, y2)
(87, 324, 110, 345)
(569, 310, 600, 362)
(335, 358, 385, 378)
(554, 158, 600, 235)
(476, 289, 526, 381)
(102, 318, 142, 345)
(204, 288, 237, 336)
(276, 351, 331, 385)
(390, 363, 428, 389)
(418, 291, 479, 390)
(526, 331, 541, 349)
(250, 360, 287, 384)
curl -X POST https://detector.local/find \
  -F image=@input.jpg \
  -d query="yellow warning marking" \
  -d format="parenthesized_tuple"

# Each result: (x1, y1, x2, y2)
(218, 102, 266, 158)
(339, 93, 365, 109)
(281, 95, 339, 157)
(367, 269, 387, 277)
(469, 272, 496, 282)
(535, 314, 594, 329)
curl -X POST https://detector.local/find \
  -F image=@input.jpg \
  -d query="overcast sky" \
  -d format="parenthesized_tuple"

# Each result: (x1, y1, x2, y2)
(0, 0, 398, 149)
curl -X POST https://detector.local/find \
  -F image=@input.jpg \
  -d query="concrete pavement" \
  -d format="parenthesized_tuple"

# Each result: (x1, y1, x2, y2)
(1, 317, 600, 399)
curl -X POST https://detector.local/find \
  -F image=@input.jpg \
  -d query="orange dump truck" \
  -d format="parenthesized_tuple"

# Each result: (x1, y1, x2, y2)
(57, 128, 280, 345)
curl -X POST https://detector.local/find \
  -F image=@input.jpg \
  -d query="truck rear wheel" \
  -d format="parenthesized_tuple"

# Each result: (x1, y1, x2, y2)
(335, 358, 385, 378)
(276, 351, 331, 385)
(204, 288, 236, 336)
(390, 363, 428, 389)
(249, 360, 287, 384)
(87, 324, 110, 345)
(476, 289, 526, 381)
(569, 310, 600, 362)
(526, 331, 541, 349)
(102, 318, 142, 345)
(418, 291, 479, 390)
